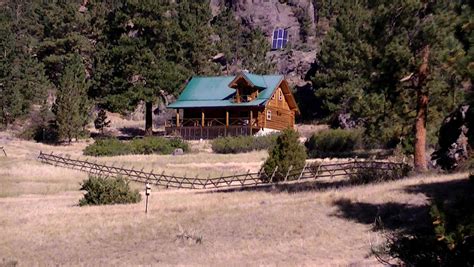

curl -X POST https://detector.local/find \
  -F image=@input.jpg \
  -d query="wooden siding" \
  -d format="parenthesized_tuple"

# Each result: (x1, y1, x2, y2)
(263, 83, 295, 130)
(264, 106, 294, 130)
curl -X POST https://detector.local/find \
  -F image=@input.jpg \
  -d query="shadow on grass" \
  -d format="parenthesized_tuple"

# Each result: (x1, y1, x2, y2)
(331, 177, 472, 232)
(88, 127, 167, 141)
(203, 179, 355, 194)
(331, 175, 474, 265)
(332, 198, 429, 232)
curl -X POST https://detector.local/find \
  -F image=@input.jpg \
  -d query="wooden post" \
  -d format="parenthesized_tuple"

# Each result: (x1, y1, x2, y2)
(249, 110, 253, 135)
(225, 110, 229, 136)
(201, 110, 205, 127)
(176, 109, 180, 127)
(201, 110, 205, 138)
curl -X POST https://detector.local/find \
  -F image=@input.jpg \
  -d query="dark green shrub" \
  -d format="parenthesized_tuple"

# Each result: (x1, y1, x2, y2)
(79, 176, 141, 206)
(262, 128, 307, 182)
(83, 138, 131, 156)
(83, 137, 189, 156)
(349, 164, 410, 185)
(387, 182, 474, 266)
(211, 134, 277, 154)
(305, 128, 363, 158)
(130, 137, 187, 155)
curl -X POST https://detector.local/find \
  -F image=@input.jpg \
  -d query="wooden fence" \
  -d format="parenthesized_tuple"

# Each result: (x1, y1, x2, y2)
(37, 151, 410, 190)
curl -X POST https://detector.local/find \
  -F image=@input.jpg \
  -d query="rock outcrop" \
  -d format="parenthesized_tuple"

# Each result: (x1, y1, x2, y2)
(211, 0, 321, 86)
(431, 104, 474, 170)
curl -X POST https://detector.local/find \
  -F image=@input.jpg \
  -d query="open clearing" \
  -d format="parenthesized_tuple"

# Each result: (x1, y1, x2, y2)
(0, 134, 470, 265)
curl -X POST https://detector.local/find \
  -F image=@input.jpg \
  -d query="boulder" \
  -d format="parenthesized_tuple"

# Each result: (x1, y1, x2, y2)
(431, 104, 473, 170)
(172, 148, 184, 156)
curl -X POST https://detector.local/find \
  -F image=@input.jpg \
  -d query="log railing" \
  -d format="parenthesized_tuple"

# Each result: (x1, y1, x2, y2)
(37, 151, 410, 190)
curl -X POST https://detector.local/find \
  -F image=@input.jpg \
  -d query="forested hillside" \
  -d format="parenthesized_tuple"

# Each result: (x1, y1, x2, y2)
(0, 0, 472, 159)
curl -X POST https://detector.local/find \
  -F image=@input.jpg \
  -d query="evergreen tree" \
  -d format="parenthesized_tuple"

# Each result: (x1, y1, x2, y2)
(241, 28, 276, 74)
(263, 128, 307, 182)
(92, 1, 190, 135)
(55, 54, 89, 142)
(172, 0, 218, 75)
(310, 0, 469, 171)
(212, 6, 275, 74)
(311, 1, 375, 120)
(0, 5, 51, 126)
(34, 1, 94, 86)
(94, 109, 110, 134)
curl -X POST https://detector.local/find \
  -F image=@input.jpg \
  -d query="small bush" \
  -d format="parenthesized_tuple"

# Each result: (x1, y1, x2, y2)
(305, 128, 363, 158)
(79, 176, 141, 206)
(83, 137, 189, 156)
(130, 137, 189, 155)
(83, 138, 131, 156)
(262, 128, 307, 182)
(211, 134, 277, 154)
(349, 164, 410, 185)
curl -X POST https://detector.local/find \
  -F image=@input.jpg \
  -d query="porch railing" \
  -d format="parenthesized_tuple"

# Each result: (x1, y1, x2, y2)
(165, 117, 257, 128)
(165, 125, 258, 140)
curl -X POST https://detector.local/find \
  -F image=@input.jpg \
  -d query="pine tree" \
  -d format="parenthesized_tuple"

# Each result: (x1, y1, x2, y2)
(311, 1, 375, 120)
(55, 54, 89, 142)
(0, 6, 51, 126)
(94, 109, 110, 135)
(241, 28, 276, 74)
(212, 6, 275, 74)
(310, 0, 469, 172)
(92, 1, 190, 136)
(263, 128, 307, 182)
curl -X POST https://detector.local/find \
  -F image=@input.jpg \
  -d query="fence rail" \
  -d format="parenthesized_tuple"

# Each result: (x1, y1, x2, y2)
(37, 151, 409, 190)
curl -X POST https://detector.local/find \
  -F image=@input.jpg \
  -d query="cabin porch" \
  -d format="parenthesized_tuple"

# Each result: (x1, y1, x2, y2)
(165, 108, 262, 140)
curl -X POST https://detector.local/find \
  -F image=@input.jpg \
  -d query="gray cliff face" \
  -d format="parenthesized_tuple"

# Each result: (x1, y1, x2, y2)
(211, 0, 322, 87)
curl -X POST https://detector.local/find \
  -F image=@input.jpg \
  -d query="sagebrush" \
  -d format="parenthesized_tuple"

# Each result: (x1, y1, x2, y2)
(79, 176, 141, 206)
(211, 134, 277, 154)
(83, 137, 189, 156)
(305, 128, 363, 158)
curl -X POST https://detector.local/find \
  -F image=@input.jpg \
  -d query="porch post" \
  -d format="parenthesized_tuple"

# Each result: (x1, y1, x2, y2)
(225, 110, 229, 136)
(249, 110, 253, 136)
(201, 110, 205, 127)
(201, 110, 205, 138)
(176, 109, 180, 127)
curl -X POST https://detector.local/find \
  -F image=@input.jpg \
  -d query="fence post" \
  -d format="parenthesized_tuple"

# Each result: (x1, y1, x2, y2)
(270, 166, 278, 183)
(298, 162, 307, 180)
(316, 159, 324, 178)
(284, 165, 293, 182)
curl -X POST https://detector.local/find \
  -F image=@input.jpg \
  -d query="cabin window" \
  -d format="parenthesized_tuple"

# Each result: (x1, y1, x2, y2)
(278, 90, 283, 101)
(272, 28, 288, 50)
(266, 110, 272, 120)
(271, 93, 275, 100)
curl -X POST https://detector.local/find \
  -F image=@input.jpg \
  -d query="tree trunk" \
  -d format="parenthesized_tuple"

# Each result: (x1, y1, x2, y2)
(413, 45, 430, 172)
(145, 101, 153, 136)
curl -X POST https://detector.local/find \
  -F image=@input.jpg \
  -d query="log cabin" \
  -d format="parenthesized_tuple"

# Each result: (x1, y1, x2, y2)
(166, 72, 299, 139)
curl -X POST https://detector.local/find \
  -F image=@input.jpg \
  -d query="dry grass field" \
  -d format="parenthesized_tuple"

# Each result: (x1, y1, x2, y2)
(0, 132, 470, 265)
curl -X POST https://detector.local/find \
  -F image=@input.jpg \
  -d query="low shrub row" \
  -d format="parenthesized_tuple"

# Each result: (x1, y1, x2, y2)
(305, 128, 363, 158)
(83, 137, 189, 156)
(79, 176, 141, 206)
(348, 164, 411, 185)
(211, 134, 278, 154)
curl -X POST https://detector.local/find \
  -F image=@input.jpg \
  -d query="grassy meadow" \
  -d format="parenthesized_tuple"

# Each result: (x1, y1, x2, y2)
(0, 132, 471, 265)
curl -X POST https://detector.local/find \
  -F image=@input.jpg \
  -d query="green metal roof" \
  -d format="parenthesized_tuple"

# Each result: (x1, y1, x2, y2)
(168, 73, 284, 109)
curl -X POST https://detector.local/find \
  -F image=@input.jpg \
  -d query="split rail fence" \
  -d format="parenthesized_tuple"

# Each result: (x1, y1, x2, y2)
(38, 151, 410, 190)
